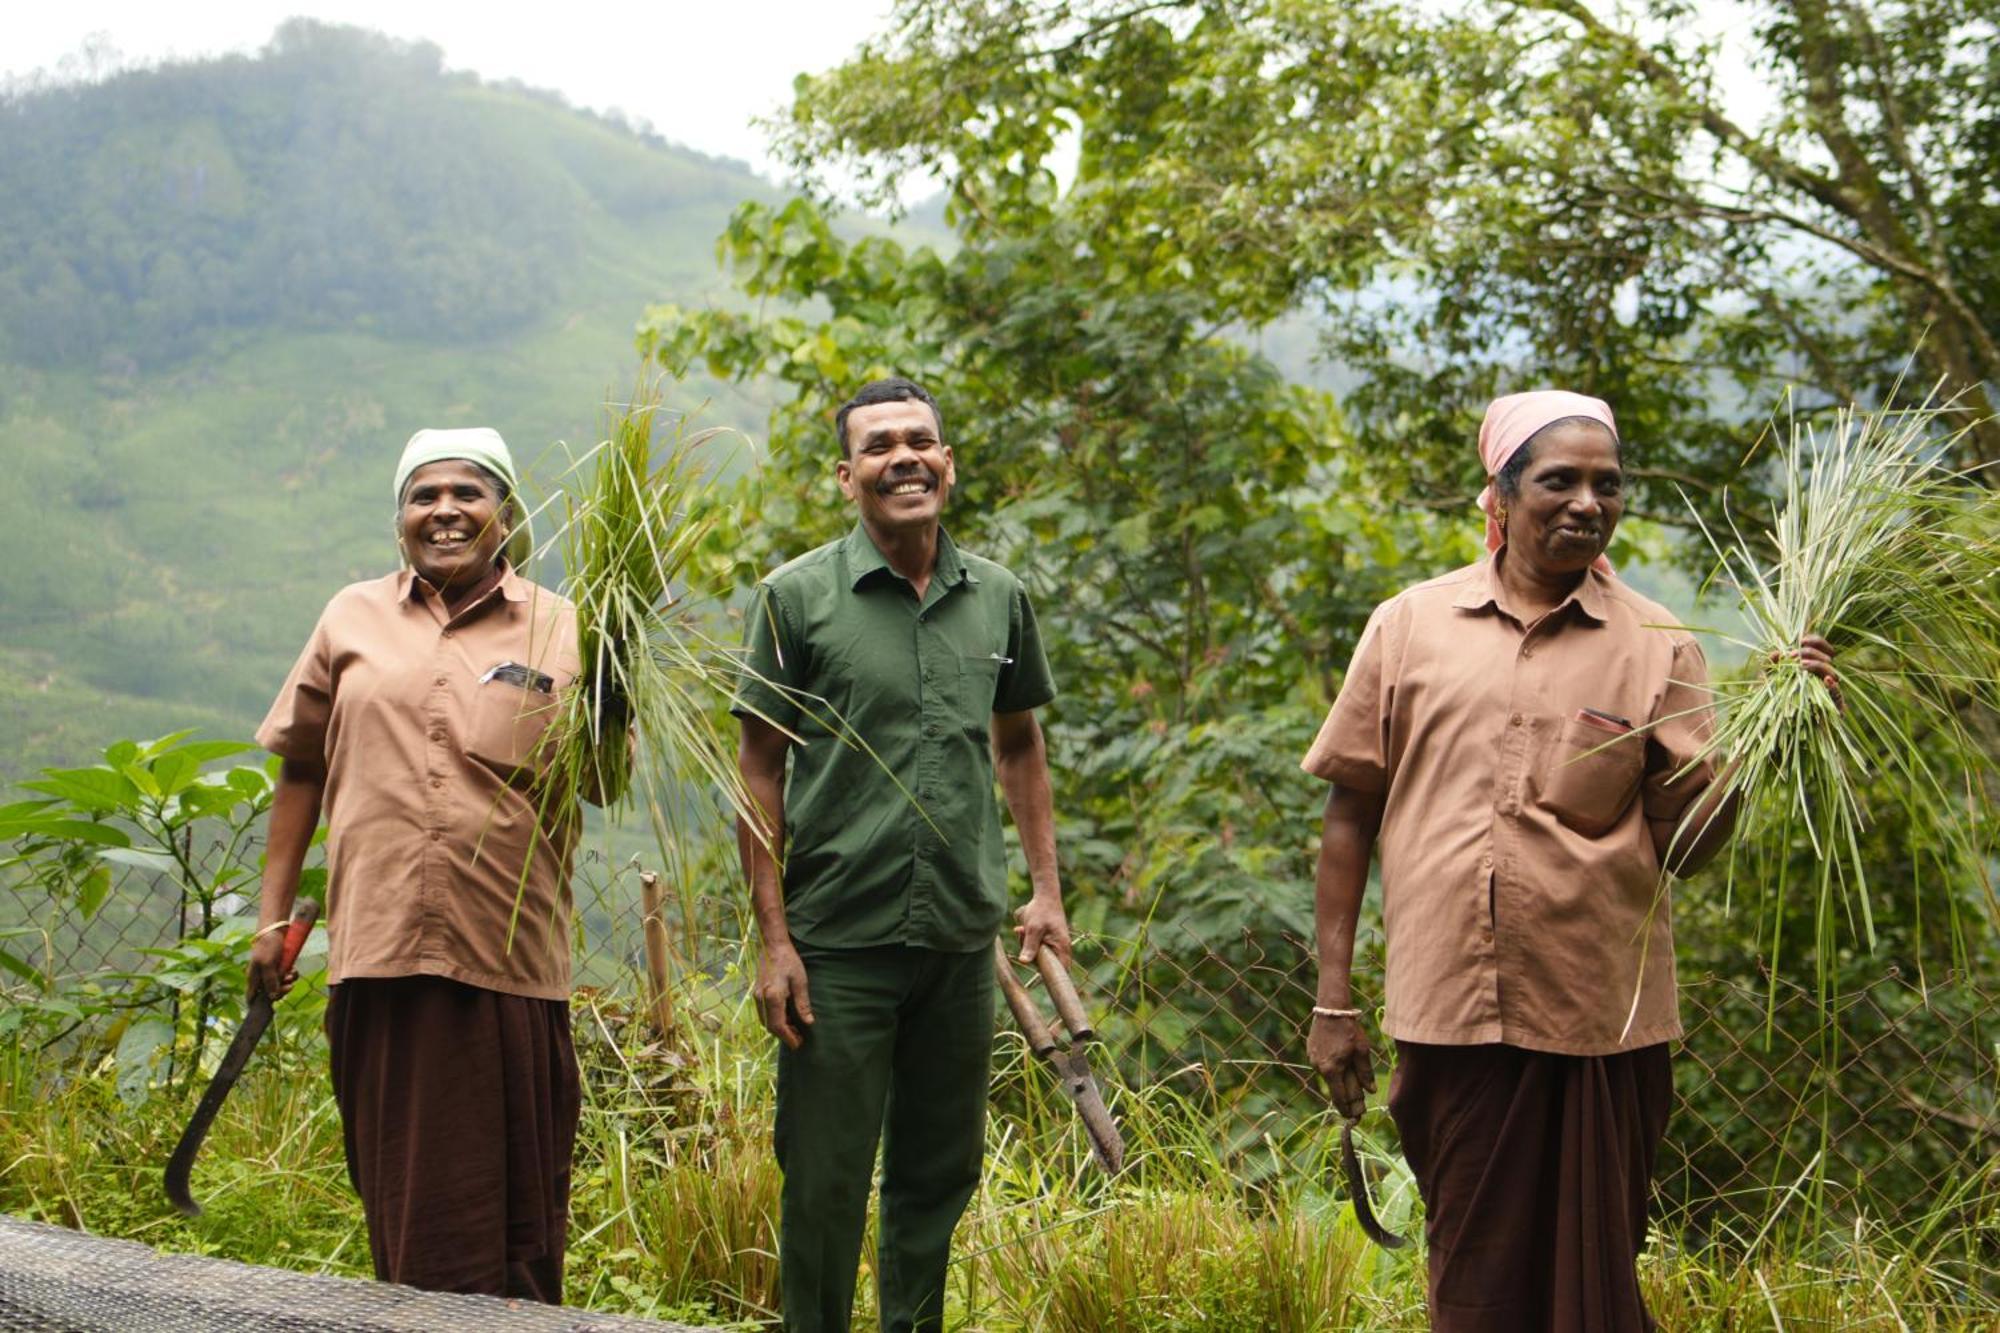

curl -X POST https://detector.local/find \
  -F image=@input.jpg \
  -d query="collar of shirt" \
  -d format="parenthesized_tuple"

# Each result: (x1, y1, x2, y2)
(396, 559, 533, 620)
(840, 523, 980, 605)
(1451, 549, 1611, 627)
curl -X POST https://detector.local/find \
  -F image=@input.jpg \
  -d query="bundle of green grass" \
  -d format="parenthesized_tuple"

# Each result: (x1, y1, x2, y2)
(1668, 385, 2000, 982)
(513, 383, 759, 938)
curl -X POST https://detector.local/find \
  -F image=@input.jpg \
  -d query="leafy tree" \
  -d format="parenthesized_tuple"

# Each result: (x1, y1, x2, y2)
(642, 194, 1464, 1108)
(641, 0, 1998, 1108)
(749, 0, 2000, 512)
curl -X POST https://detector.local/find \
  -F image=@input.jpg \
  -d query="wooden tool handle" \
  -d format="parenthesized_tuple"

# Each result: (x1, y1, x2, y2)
(279, 898, 320, 973)
(993, 939, 1058, 1056)
(1035, 946, 1095, 1043)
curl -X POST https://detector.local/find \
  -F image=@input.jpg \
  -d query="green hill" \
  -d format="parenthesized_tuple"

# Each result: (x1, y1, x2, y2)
(0, 22, 779, 776)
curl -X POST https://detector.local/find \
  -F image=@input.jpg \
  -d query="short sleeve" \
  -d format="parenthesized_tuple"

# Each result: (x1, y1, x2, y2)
(1642, 637, 1719, 821)
(1301, 604, 1393, 791)
(256, 611, 334, 763)
(731, 583, 804, 730)
(992, 582, 1056, 714)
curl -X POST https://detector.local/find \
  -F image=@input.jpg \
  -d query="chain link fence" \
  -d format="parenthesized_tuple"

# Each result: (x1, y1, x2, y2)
(6, 855, 1997, 1241)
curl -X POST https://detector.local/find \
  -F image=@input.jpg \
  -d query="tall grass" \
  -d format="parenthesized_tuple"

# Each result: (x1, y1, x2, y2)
(4, 979, 1995, 1330)
(1668, 388, 2000, 989)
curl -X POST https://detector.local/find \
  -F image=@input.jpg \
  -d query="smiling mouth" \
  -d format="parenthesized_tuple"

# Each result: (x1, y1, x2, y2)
(880, 477, 934, 497)
(426, 530, 472, 549)
(1553, 525, 1599, 542)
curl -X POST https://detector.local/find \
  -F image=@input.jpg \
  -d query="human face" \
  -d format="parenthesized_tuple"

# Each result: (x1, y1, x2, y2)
(1502, 422, 1624, 577)
(399, 459, 510, 591)
(837, 399, 954, 534)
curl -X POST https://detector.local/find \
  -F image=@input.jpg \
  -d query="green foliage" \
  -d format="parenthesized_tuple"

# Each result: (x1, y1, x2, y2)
(0, 35, 779, 781)
(755, 0, 2000, 520)
(0, 21, 759, 372)
(0, 733, 326, 1105)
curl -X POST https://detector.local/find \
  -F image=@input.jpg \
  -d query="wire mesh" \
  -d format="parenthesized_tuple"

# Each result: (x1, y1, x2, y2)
(7, 859, 1996, 1238)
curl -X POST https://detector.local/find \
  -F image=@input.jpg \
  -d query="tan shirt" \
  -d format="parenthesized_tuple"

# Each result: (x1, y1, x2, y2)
(1302, 555, 1717, 1056)
(257, 565, 584, 1000)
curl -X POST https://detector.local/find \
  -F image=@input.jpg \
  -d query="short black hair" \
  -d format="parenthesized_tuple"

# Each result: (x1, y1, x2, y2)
(1495, 415, 1621, 499)
(834, 377, 943, 458)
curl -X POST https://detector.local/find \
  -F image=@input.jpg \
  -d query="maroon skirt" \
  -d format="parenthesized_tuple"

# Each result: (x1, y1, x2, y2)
(326, 975, 581, 1302)
(1388, 1040, 1674, 1333)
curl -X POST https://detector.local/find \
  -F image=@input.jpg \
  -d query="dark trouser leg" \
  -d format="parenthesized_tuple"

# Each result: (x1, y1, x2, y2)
(325, 976, 579, 1302)
(876, 947, 994, 1333)
(775, 948, 902, 1333)
(1388, 1041, 1673, 1333)
(1550, 1044, 1673, 1333)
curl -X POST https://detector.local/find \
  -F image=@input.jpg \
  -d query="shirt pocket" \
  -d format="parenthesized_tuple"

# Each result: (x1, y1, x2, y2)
(465, 676, 562, 781)
(958, 653, 1007, 735)
(1536, 712, 1645, 837)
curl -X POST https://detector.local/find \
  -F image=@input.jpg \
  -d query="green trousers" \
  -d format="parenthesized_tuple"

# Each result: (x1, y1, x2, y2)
(775, 944, 995, 1333)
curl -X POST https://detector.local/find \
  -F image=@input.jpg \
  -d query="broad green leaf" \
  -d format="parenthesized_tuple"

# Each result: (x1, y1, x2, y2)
(138, 728, 198, 759)
(114, 1017, 175, 1108)
(150, 750, 199, 798)
(97, 846, 179, 874)
(0, 816, 132, 848)
(20, 768, 140, 813)
(77, 865, 113, 919)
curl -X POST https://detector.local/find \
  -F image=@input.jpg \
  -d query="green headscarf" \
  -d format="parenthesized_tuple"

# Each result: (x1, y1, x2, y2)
(392, 427, 533, 569)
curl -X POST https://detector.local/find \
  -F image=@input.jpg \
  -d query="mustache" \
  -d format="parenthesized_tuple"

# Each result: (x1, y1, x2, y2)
(876, 468, 937, 491)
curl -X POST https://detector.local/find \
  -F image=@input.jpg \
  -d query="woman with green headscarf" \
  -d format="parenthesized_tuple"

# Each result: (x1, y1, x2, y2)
(247, 427, 613, 1302)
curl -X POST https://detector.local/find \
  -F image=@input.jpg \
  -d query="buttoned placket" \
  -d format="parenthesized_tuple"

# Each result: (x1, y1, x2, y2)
(415, 588, 456, 967)
(906, 571, 962, 944)
(1486, 601, 1579, 1038)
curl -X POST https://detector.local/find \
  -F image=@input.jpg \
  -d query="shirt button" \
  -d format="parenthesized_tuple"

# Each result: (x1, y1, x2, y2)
(441, 629, 453, 639)
(429, 830, 443, 842)
(1509, 713, 1523, 727)
(430, 779, 444, 789)
(435, 675, 447, 686)
(430, 730, 446, 742)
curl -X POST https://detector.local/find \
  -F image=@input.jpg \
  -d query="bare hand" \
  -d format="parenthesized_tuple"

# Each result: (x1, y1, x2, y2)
(756, 944, 814, 1050)
(247, 929, 297, 1001)
(1308, 1012, 1376, 1120)
(1013, 895, 1072, 965)
(1774, 634, 1842, 710)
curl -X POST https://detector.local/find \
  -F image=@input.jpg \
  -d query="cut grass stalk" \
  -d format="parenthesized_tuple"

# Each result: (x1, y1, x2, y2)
(1662, 385, 2000, 995)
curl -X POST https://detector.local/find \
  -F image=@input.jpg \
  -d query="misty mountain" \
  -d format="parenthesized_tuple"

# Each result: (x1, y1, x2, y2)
(0, 22, 778, 774)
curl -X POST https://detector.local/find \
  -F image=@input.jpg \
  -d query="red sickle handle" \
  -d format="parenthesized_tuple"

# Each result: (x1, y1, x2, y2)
(278, 898, 320, 974)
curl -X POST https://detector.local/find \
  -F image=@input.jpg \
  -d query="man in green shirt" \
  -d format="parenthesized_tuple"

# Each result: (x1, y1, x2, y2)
(734, 377, 1072, 1333)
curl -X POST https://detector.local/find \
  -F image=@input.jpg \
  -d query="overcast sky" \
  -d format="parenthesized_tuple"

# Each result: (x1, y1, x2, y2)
(2, 1, 898, 181)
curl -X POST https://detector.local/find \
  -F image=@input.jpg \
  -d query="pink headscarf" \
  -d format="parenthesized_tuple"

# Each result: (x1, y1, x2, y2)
(1476, 390, 1618, 575)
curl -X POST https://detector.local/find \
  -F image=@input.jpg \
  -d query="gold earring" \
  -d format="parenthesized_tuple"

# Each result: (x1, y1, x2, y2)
(1495, 503, 1509, 531)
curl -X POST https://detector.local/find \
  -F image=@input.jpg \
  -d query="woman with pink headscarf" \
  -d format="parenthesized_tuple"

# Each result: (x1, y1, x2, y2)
(1297, 393, 1837, 1331)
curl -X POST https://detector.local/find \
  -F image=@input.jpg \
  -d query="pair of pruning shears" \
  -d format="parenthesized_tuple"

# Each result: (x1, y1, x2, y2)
(993, 939, 1124, 1174)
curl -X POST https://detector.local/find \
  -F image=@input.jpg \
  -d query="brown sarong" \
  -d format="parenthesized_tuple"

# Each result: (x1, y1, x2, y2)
(1388, 1040, 1673, 1333)
(326, 975, 581, 1302)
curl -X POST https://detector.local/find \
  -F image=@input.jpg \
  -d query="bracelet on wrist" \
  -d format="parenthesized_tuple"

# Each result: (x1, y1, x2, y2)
(252, 920, 289, 942)
(1312, 1005, 1362, 1019)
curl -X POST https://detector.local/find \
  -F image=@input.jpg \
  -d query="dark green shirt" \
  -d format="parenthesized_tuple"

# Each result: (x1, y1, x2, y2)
(732, 524, 1056, 953)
